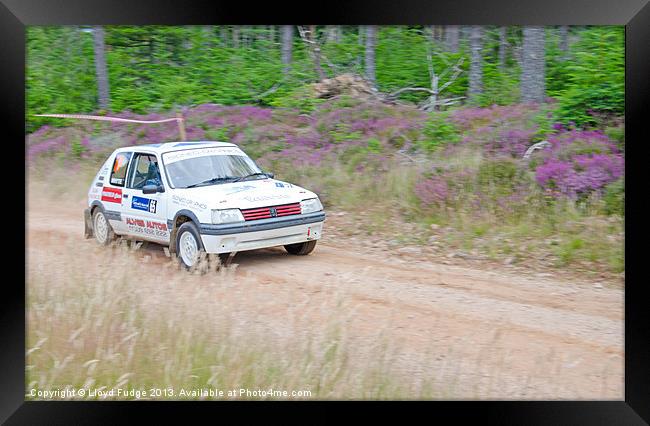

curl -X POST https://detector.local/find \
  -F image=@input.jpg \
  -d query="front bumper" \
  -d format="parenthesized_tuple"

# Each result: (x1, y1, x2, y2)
(199, 211, 325, 254)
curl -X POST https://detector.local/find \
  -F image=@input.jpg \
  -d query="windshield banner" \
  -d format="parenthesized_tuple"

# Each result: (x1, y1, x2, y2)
(163, 147, 246, 164)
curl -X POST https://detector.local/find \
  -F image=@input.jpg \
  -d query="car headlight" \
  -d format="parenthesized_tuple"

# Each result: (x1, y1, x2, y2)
(211, 209, 244, 224)
(300, 198, 323, 214)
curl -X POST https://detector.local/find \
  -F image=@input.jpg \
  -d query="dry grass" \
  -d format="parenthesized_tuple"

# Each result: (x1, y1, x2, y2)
(26, 236, 436, 400)
(25, 164, 623, 400)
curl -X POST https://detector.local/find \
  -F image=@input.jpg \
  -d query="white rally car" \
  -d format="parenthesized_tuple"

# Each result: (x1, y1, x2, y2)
(84, 141, 325, 268)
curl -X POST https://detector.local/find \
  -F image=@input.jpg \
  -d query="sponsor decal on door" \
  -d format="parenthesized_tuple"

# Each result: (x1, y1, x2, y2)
(132, 196, 157, 213)
(125, 217, 168, 238)
(101, 187, 122, 203)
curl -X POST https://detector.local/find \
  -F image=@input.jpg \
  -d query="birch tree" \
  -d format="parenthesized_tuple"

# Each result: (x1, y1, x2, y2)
(297, 26, 325, 81)
(499, 27, 507, 71)
(281, 25, 293, 76)
(558, 25, 569, 60)
(468, 25, 483, 104)
(521, 26, 546, 103)
(92, 26, 110, 111)
(365, 25, 377, 86)
(445, 25, 459, 52)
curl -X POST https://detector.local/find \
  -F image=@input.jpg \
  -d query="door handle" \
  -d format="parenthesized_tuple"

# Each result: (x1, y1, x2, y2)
(123, 194, 129, 198)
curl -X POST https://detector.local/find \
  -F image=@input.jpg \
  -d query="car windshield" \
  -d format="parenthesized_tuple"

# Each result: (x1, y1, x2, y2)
(162, 147, 263, 188)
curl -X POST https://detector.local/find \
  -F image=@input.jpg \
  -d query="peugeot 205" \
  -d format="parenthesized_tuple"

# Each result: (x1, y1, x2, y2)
(84, 141, 325, 268)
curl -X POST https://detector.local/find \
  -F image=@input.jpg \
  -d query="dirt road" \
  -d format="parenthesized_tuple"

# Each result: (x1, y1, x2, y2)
(27, 196, 623, 399)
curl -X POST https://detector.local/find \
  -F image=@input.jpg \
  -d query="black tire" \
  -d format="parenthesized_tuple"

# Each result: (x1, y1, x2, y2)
(284, 240, 317, 255)
(92, 209, 116, 246)
(175, 222, 205, 269)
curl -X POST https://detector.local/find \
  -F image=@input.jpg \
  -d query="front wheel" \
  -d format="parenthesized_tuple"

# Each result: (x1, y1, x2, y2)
(284, 240, 317, 255)
(176, 222, 205, 269)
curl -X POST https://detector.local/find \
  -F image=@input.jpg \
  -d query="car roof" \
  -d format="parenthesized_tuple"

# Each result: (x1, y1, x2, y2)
(114, 141, 238, 154)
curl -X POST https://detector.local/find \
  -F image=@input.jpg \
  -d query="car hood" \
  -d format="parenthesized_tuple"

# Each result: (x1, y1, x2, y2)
(175, 179, 318, 210)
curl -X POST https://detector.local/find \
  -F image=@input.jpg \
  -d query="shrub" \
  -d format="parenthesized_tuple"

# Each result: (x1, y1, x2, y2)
(604, 126, 625, 151)
(552, 27, 624, 127)
(269, 85, 325, 113)
(602, 178, 624, 216)
(414, 174, 450, 207)
(420, 112, 460, 152)
(485, 128, 537, 158)
(534, 130, 623, 199)
(367, 138, 382, 153)
(477, 158, 520, 190)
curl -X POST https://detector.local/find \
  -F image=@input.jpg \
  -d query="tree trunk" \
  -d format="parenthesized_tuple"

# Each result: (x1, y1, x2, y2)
(521, 26, 546, 103)
(445, 25, 459, 53)
(93, 26, 110, 111)
(219, 27, 228, 47)
(357, 26, 365, 69)
(267, 25, 275, 44)
(241, 26, 249, 48)
(460, 26, 469, 45)
(281, 25, 293, 76)
(202, 26, 213, 49)
(232, 26, 240, 48)
(308, 25, 325, 81)
(499, 26, 507, 71)
(558, 25, 569, 60)
(326, 26, 341, 43)
(468, 26, 483, 104)
(365, 25, 377, 86)
(435, 26, 444, 41)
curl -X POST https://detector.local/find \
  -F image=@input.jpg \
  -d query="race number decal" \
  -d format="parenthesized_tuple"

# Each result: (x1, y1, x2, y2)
(132, 196, 157, 214)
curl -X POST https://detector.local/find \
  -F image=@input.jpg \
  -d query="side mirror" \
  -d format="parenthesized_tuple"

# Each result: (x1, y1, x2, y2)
(142, 184, 163, 194)
(265, 172, 275, 179)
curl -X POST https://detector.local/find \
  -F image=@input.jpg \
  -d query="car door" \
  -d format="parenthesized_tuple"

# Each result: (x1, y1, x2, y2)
(121, 152, 170, 244)
(102, 150, 133, 235)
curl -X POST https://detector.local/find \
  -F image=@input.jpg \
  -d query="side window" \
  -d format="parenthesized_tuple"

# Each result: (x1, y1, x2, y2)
(127, 154, 162, 190)
(110, 152, 132, 187)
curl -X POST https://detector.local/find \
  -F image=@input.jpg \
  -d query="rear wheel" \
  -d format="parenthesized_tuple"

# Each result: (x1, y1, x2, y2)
(284, 240, 317, 255)
(93, 209, 115, 246)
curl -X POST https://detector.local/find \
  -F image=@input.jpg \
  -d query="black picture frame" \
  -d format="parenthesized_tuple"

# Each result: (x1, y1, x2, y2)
(6, 0, 649, 423)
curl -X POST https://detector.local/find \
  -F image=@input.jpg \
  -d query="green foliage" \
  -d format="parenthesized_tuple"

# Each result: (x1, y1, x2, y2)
(269, 85, 324, 113)
(376, 27, 468, 103)
(70, 138, 85, 158)
(420, 112, 460, 151)
(531, 104, 557, 141)
(476, 158, 525, 199)
(27, 25, 624, 135)
(27, 27, 97, 132)
(605, 126, 625, 151)
(551, 27, 624, 127)
(477, 63, 520, 107)
(204, 127, 230, 142)
(545, 27, 572, 98)
(339, 144, 370, 174)
(331, 124, 362, 144)
(555, 237, 585, 265)
(476, 27, 521, 106)
(602, 178, 624, 216)
(367, 138, 382, 153)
